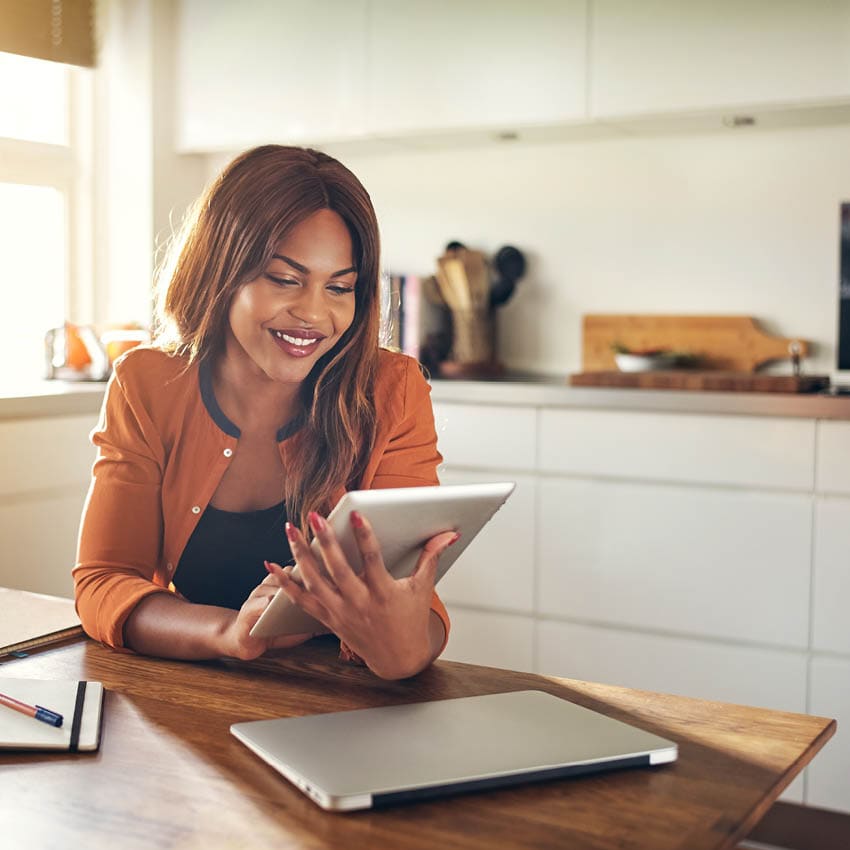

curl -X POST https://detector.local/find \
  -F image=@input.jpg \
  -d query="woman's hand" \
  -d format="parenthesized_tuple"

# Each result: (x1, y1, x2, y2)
(218, 573, 316, 661)
(267, 511, 458, 680)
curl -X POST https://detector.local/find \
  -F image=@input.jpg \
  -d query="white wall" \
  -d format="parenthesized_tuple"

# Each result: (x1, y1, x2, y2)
(319, 125, 849, 378)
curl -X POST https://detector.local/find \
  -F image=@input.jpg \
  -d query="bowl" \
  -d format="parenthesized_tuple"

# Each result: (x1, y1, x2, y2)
(614, 352, 680, 372)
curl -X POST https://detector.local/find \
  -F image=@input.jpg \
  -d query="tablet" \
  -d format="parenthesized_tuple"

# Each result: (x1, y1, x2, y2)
(249, 481, 515, 639)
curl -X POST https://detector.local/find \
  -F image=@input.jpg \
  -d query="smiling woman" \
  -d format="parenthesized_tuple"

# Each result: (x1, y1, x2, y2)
(73, 146, 453, 680)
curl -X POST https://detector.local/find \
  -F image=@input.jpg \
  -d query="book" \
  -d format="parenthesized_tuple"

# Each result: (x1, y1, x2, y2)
(0, 587, 83, 656)
(0, 679, 104, 751)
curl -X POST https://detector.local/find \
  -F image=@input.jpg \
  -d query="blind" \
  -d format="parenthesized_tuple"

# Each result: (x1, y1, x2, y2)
(0, 0, 95, 67)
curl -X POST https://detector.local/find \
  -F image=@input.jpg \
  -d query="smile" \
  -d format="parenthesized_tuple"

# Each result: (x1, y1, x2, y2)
(272, 330, 321, 347)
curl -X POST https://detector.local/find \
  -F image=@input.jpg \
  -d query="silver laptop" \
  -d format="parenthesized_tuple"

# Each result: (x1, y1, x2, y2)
(231, 689, 677, 811)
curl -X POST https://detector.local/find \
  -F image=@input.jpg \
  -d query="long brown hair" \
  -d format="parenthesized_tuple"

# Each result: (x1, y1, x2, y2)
(154, 145, 380, 531)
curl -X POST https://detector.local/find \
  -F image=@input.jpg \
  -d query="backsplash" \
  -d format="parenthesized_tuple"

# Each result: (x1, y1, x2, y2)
(206, 122, 850, 377)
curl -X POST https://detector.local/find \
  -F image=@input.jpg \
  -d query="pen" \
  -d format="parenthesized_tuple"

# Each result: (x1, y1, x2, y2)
(0, 690, 63, 727)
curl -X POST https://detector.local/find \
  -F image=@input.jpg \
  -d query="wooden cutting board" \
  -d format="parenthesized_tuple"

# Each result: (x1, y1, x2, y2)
(569, 370, 830, 393)
(582, 315, 808, 372)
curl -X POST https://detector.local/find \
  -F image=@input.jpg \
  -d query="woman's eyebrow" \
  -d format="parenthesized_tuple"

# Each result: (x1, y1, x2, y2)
(272, 254, 357, 278)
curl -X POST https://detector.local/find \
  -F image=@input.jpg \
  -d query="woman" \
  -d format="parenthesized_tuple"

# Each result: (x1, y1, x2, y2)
(73, 145, 455, 680)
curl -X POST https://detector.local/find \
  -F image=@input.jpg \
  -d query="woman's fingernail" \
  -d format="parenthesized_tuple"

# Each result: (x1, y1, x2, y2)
(308, 511, 324, 533)
(264, 559, 272, 572)
(285, 522, 297, 542)
(350, 510, 364, 529)
(448, 532, 461, 547)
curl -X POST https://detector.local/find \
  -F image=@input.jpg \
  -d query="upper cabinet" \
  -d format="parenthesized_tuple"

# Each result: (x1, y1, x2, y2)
(365, 0, 588, 135)
(175, 0, 369, 151)
(174, 0, 850, 153)
(591, 0, 850, 118)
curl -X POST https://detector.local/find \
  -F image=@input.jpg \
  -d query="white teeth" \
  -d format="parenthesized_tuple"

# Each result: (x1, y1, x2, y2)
(273, 330, 319, 346)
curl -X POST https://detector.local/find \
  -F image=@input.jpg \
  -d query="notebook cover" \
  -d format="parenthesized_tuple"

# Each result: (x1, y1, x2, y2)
(0, 588, 83, 656)
(0, 679, 104, 751)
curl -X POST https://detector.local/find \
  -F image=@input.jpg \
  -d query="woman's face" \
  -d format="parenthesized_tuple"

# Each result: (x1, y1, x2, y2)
(226, 209, 358, 387)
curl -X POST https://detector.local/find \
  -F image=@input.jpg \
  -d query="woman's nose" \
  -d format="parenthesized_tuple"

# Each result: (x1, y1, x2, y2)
(289, 283, 326, 323)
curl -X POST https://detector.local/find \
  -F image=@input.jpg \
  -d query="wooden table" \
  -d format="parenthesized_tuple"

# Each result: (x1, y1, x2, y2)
(0, 636, 836, 850)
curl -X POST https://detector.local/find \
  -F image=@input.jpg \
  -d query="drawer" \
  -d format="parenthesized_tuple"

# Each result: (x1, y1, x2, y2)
(812, 497, 850, 654)
(539, 409, 814, 490)
(442, 606, 535, 672)
(432, 402, 536, 471)
(0, 415, 97, 497)
(0, 490, 88, 597)
(437, 470, 535, 613)
(537, 477, 811, 647)
(816, 420, 850, 494)
(808, 656, 850, 813)
(537, 619, 807, 712)
(537, 618, 806, 804)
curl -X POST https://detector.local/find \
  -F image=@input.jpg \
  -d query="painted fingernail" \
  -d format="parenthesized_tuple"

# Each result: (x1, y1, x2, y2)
(448, 532, 461, 547)
(308, 511, 325, 533)
(350, 510, 364, 529)
(285, 522, 297, 542)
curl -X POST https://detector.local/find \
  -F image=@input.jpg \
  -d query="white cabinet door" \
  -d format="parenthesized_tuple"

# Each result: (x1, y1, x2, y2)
(812, 497, 850, 654)
(433, 402, 536, 471)
(808, 656, 850, 813)
(539, 409, 815, 490)
(176, 0, 368, 151)
(537, 619, 808, 802)
(442, 606, 534, 672)
(816, 420, 850, 494)
(367, 0, 587, 136)
(591, 0, 850, 118)
(537, 477, 812, 648)
(438, 469, 535, 614)
(0, 414, 98, 597)
(537, 620, 807, 712)
(0, 416, 96, 496)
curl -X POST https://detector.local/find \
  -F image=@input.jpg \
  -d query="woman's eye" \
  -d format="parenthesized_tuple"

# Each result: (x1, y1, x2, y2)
(327, 284, 355, 296)
(266, 274, 298, 286)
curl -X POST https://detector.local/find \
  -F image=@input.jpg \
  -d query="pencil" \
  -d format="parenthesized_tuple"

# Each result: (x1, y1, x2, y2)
(0, 690, 63, 727)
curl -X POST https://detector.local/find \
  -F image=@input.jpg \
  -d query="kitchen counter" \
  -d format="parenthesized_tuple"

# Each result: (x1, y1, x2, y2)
(4, 375, 850, 421)
(430, 376, 850, 420)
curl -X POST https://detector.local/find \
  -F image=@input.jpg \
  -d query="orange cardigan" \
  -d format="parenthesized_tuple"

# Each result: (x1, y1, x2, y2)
(74, 346, 449, 651)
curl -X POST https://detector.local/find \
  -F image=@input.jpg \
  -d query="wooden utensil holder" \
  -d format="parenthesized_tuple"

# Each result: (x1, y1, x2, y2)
(450, 308, 495, 364)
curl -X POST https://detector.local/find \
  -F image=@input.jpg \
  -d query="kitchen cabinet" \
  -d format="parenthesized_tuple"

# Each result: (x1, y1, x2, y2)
(173, 0, 850, 153)
(809, 657, 850, 812)
(816, 420, 850, 493)
(591, 0, 850, 119)
(366, 0, 587, 136)
(0, 414, 97, 597)
(538, 477, 811, 648)
(812, 496, 850, 654)
(443, 607, 535, 672)
(539, 408, 815, 490)
(431, 382, 850, 812)
(175, 0, 369, 151)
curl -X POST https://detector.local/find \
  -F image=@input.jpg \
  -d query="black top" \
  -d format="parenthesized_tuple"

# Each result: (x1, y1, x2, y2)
(173, 501, 293, 610)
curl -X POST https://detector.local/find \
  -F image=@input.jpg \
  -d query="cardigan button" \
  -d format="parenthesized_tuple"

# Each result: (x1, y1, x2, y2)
(223, 448, 233, 458)
(191, 506, 201, 514)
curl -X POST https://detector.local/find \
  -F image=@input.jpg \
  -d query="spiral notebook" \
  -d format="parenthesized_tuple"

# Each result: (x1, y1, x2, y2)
(0, 679, 104, 752)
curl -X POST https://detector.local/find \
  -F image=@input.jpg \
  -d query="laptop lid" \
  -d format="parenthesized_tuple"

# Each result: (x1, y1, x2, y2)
(230, 689, 677, 811)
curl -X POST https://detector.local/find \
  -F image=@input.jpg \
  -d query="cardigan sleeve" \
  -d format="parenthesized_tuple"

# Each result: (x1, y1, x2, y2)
(73, 367, 172, 649)
(370, 356, 443, 489)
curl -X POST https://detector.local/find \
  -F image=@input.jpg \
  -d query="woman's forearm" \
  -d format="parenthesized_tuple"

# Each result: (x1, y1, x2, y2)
(122, 592, 236, 659)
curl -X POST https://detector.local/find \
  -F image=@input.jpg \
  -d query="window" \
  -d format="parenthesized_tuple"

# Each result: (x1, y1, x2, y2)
(0, 51, 91, 385)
